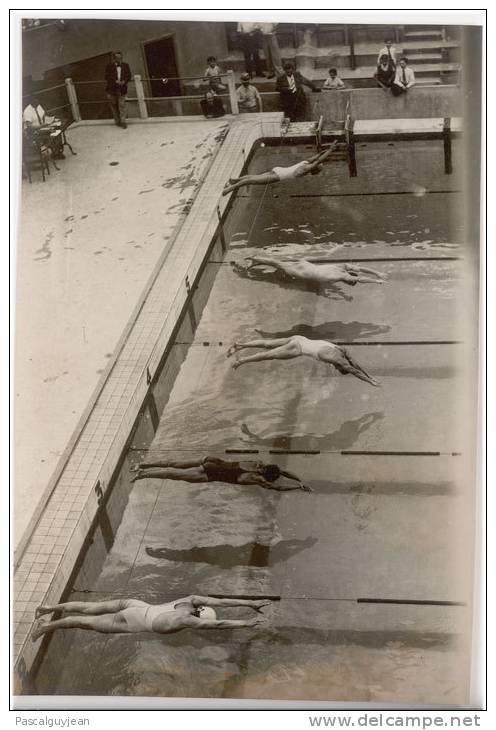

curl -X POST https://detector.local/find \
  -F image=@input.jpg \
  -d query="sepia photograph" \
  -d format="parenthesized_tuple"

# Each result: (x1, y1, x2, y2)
(11, 9, 485, 708)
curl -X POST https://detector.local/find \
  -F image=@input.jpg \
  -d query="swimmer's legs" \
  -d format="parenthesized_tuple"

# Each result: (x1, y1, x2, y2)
(35, 599, 131, 618)
(227, 337, 291, 357)
(131, 466, 208, 483)
(222, 172, 278, 195)
(233, 342, 299, 369)
(135, 458, 203, 470)
(32, 613, 127, 640)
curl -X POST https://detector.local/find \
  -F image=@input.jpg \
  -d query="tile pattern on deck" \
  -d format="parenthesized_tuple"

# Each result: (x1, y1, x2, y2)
(13, 113, 283, 679)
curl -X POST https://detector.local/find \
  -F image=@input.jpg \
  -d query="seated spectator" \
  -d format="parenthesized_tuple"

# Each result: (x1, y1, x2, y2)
(236, 72, 263, 113)
(201, 81, 226, 118)
(23, 95, 65, 159)
(377, 38, 397, 66)
(391, 57, 416, 96)
(374, 54, 396, 90)
(322, 68, 346, 90)
(276, 62, 321, 122)
(204, 56, 226, 91)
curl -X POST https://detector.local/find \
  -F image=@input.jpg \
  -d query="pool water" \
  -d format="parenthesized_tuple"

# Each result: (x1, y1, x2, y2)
(34, 140, 476, 704)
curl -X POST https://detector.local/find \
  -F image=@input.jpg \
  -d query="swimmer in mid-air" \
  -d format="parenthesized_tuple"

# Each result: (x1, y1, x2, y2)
(131, 456, 311, 491)
(222, 142, 338, 196)
(227, 335, 379, 386)
(241, 255, 386, 287)
(32, 594, 270, 640)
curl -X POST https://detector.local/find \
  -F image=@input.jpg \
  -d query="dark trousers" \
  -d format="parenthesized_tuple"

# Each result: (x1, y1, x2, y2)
(240, 34, 263, 77)
(391, 83, 407, 97)
(280, 88, 307, 122)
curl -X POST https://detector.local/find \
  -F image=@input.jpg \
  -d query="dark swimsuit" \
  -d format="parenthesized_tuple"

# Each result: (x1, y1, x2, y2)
(202, 457, 246, 483)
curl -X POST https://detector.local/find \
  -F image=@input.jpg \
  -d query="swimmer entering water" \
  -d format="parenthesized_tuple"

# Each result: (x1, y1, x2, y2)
(242, 255, 386, 287)
(222, 142, 338, 196)
(131, 456, 310, 491)
(227, 336, 379, 387)
(32, 595, 270, 641)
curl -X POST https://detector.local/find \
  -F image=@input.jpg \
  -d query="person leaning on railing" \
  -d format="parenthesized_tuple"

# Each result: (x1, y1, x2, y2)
(236, 73, 263, 113)
(201, 81, 226, 118)
(276, 62, 321, 122)
(203, 56, 227, 92)
(104, 51, 132, 129)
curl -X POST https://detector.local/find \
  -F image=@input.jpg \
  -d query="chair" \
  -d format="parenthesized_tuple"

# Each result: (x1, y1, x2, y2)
(22, 128, 57, 183)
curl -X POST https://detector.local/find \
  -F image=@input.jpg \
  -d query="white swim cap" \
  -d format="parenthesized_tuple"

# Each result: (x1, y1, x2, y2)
(197, 606, 217, 621)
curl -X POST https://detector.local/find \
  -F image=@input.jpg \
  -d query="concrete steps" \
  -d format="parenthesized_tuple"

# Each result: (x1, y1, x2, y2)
(407, 53, 443, 64)
(404, 30, 444, 41)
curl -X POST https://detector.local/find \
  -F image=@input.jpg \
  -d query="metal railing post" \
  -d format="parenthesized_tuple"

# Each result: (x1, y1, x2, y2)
(227, 70, 239, 114)
(134, 74, 148, 119)
(349, 28, 356, 71)
(65, 77, 81, 122)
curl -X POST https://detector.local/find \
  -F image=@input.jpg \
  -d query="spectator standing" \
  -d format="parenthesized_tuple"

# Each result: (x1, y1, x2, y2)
(374, 54, 396, 90)
(237, 22, 264, 78)
(377, 39, 397, 66)
(236, 72, 263, 113)
(204, 56, 226, 91)
(256, 22, 283, 78)
(276, 62, 321, 122)
(391, 57, 415, 96)
(322, 68, 346, 90)
(104, 51, 131, 129)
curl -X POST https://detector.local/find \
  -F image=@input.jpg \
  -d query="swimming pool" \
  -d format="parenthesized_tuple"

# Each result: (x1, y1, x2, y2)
(33, 139, 476, 704)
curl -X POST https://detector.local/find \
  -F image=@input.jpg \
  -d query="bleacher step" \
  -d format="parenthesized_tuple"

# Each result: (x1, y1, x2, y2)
(404, 30, 443, 40)
(407, 53, 443, 63)
(415, 77, 442, 85)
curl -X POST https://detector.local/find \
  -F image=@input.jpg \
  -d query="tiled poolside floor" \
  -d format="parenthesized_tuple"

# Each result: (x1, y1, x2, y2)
(14, 119, 230, 548)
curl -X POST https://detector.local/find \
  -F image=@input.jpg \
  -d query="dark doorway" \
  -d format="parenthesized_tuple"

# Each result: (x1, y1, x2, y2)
(143, 35, 181, 97)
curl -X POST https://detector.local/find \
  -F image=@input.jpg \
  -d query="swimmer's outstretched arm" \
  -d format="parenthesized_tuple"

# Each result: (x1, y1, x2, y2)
(306, 141, 338, 165)
(189, 595, 271, 610)
(244, 255, 279, 270)
(239, 472, 310, 491)
(279, 469, 310, 490)
(346, 264, 386, 280)
(330, 348, 380, 387)
(190, 617, 266, 629)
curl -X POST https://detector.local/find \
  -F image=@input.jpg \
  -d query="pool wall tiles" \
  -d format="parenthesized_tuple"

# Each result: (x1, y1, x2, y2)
(13, 114, 284, 692)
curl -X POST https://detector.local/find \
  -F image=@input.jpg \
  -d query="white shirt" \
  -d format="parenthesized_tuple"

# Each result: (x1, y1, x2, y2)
(116, 64, 122, 82)
(323, 76, 345, 89)
(256, 23, 276, 34)
(377, 46, 397, 64)
(394, 65, 415, 88)
(23, 103, 45, 127)
(236, 83, 261, 109)
(237, 22, 258, 34)
(287, 74, 297, 93)
(204, 65, 222, 78)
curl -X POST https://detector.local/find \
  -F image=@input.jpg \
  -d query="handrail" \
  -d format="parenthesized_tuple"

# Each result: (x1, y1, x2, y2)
(72, 73, 231, 85)
(22, 82, 67, 97)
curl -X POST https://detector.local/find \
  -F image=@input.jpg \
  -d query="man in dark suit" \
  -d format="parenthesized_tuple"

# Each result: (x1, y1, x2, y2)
(276, 61, 321, 122)
(104, 51, 132, 128)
